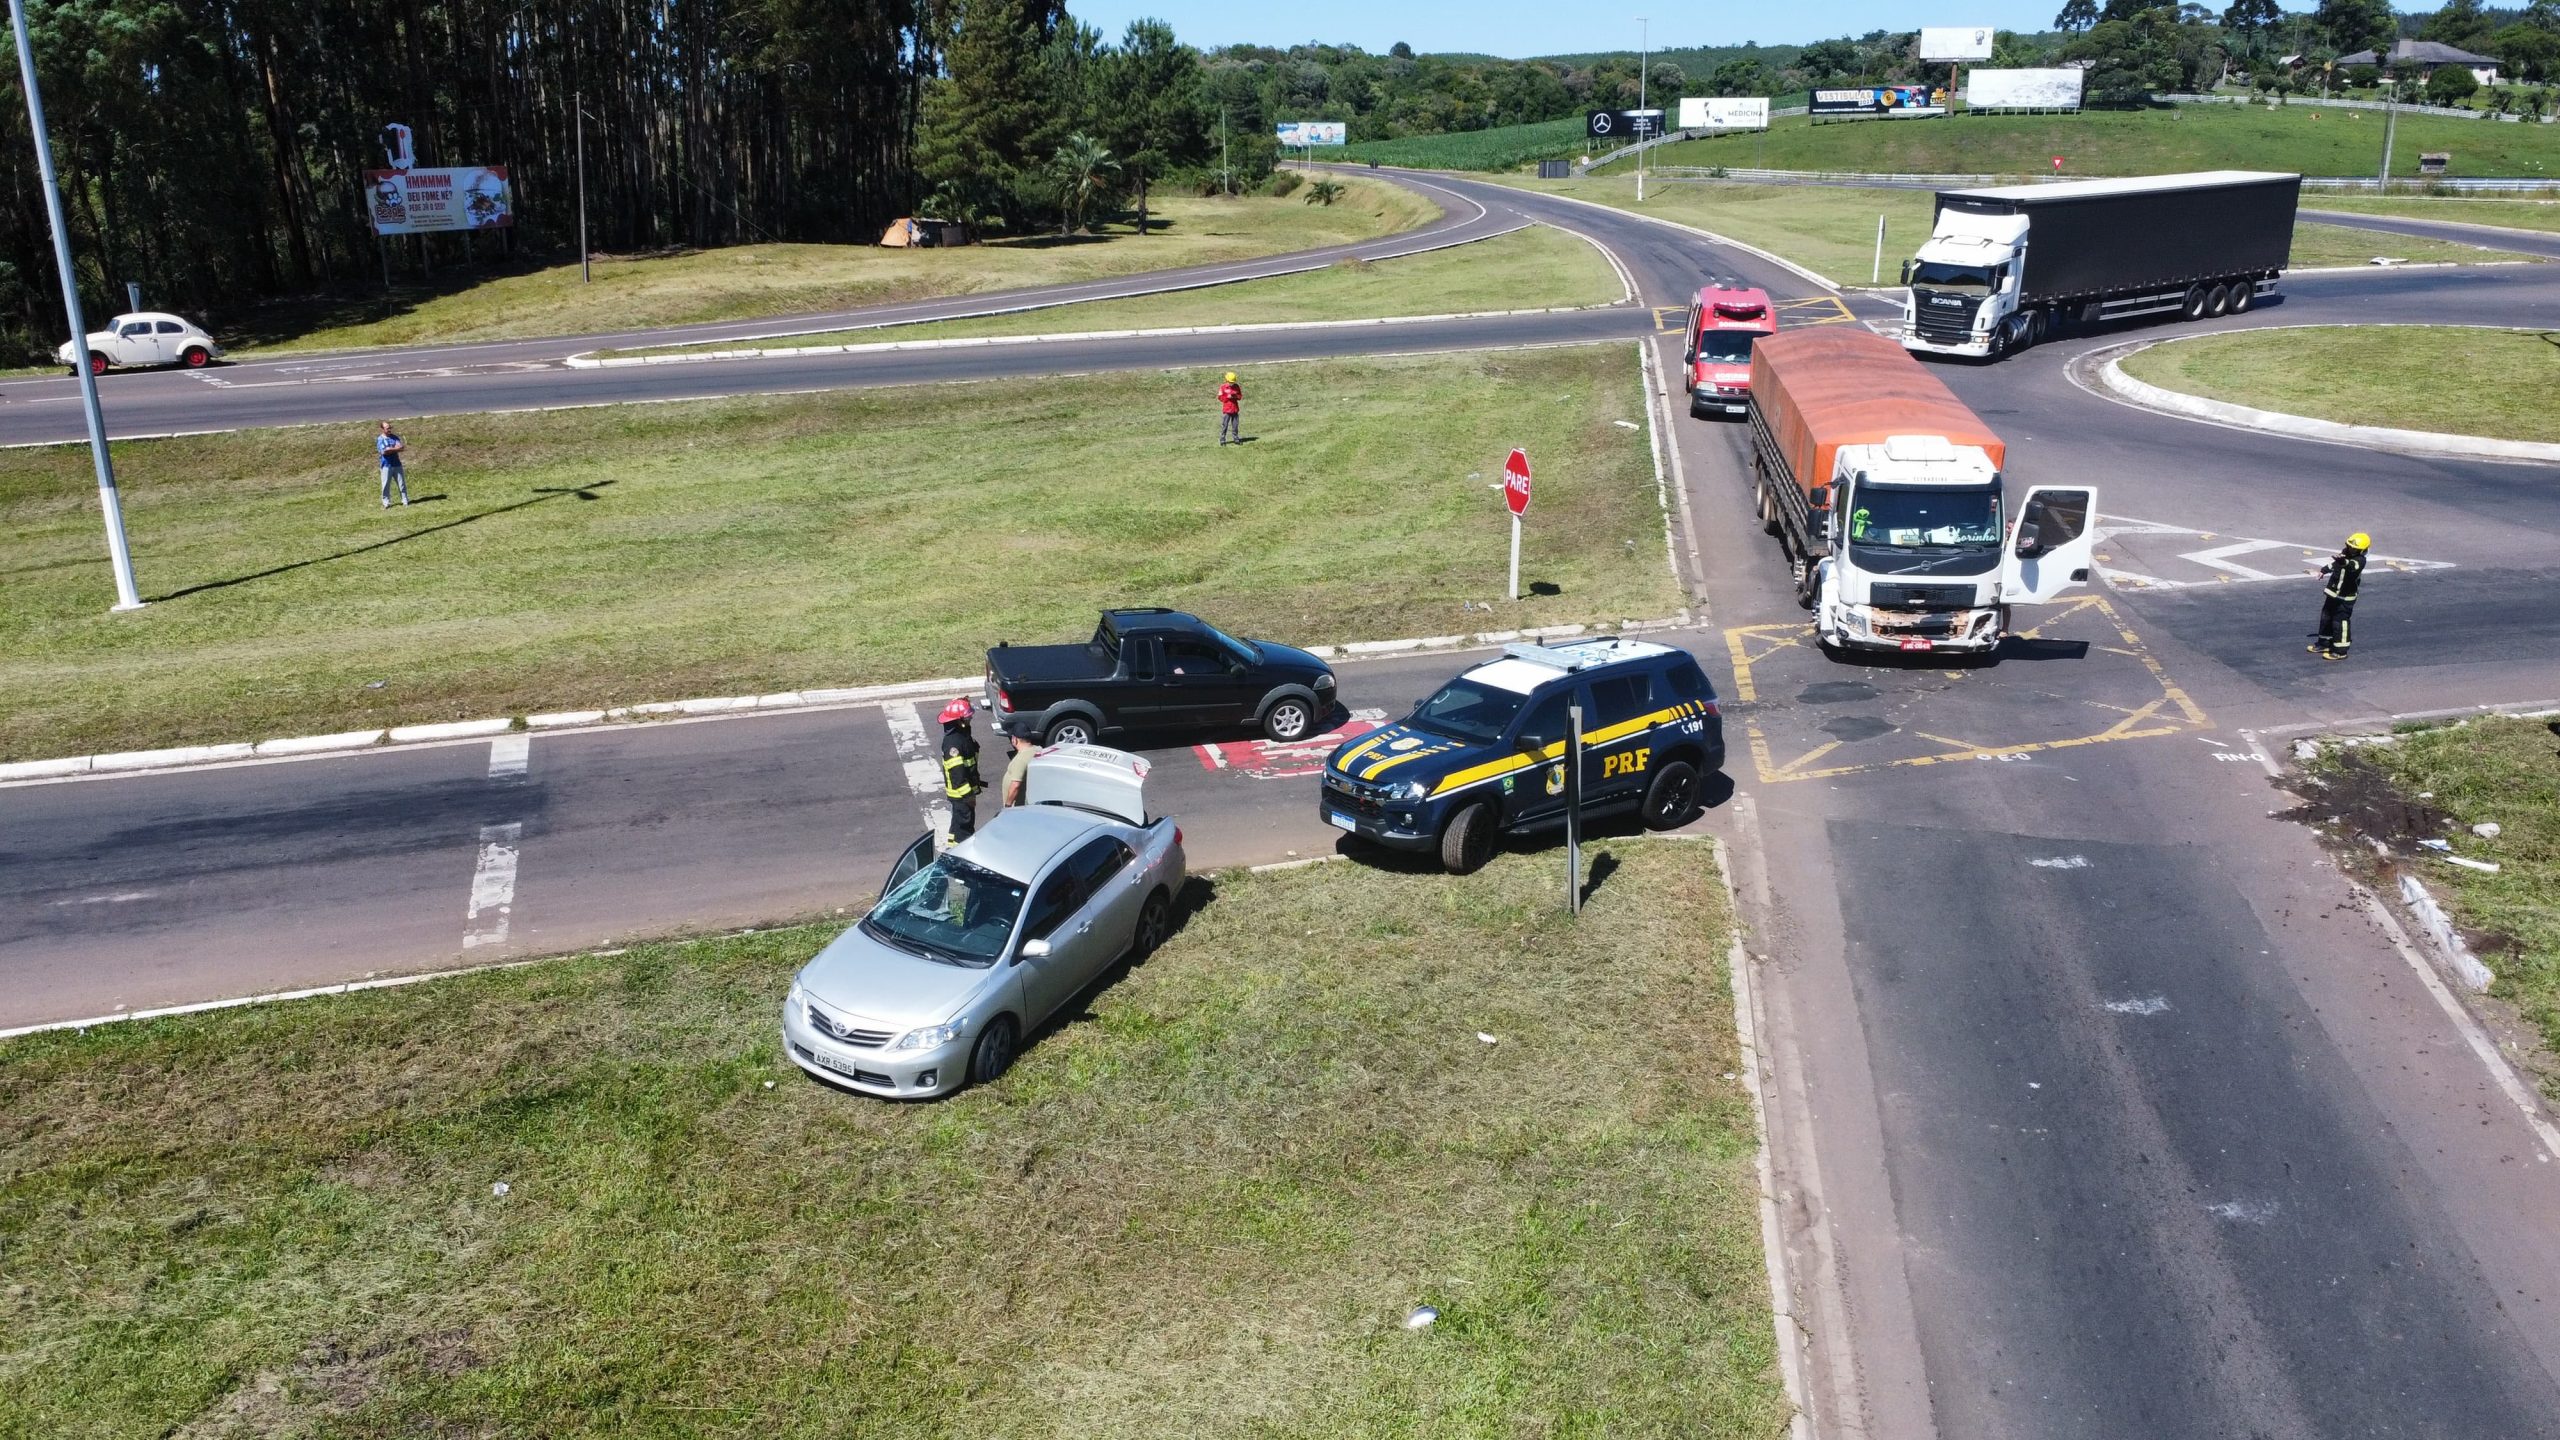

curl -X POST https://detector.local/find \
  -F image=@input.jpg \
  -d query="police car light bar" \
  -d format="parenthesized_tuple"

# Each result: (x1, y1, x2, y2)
(1502, 642, 1602, 671)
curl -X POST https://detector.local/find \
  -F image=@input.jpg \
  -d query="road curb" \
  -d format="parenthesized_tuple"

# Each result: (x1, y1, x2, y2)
(0, 616, 1692, 787)
(2398, 874, 2497, 992)
(2080, 328, 2560, 466)
(565, 290, 1629, 369)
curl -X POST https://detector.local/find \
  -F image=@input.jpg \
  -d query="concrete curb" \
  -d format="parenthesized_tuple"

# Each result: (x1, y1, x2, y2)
(0, 616, 1692, 787)
(565, 290, 1629, 369)
(2399, 873, 2497, 992)
(2083, 327, 2560, 466)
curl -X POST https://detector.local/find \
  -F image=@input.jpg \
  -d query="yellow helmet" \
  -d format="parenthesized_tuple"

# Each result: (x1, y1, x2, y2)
(1224, 372, 1237, 383)
(2347, 531, 2370, 550)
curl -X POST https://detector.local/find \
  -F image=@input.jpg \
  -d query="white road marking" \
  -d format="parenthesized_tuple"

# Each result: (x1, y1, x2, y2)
(2029, 855, 2091, 869)
(463, 822, 522, 950)
(2205, 1199, 2280, 1224)
(880, 702, 948, 838)
(51, 891, 154, 906)
(488, 733, 530, 780)
(2103, 996, 2172, 1015)
(2091, 513, 2453, 593)
(2183, 539, 2299, 581)
(2355, 883, 2560, 1160)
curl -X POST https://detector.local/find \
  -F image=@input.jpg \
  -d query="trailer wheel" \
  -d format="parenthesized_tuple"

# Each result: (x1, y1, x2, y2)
(2027, 309, 2050, 347)
(2181, 284, 2211, 321)
(2204, 283, 2232, 318)
(2227, 281, 2254, 315)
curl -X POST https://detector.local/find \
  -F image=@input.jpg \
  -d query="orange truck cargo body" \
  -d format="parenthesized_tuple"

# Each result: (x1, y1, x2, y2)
(1748, 326, 2005, 497)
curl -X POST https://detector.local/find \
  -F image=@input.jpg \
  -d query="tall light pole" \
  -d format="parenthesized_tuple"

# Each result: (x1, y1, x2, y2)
(1636, 17, 1651, 202)
(10, 0, 143, 610)
(575, 88, 590, 283)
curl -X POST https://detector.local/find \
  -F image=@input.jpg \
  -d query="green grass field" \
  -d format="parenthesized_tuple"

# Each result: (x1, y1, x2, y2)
(1612, 105, 2560, 181)
(0, 346, 1675, 760)
(2120, 325, 2560, 442)
(2311, 718, 2560, 1101)
(2307, 195, 2560, 234)
(221, 180, 1439, 355)
(1483, 176, 2517, 285)
(605, 222, 1620, 359)
(0, 840, 1788, 1437)
(1339, 117, 1595, 170)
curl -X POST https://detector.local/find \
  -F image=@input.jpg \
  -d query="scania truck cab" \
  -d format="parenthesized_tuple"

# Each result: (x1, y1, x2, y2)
(1681, 285, 1776, 418)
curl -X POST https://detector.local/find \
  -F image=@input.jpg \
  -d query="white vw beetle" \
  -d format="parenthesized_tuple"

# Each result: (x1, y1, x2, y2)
(56, 312, 224, 374)
(783, 745, 1188, 1099)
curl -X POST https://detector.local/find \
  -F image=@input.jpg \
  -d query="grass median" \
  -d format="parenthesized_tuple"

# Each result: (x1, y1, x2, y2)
(226, 180, 1438, 354)
(2119, 324, 2560, 442)
(2303, 717, 2560, 1100)
(0, 345, 1676, 760)
(0, 839, 1789, 1436)
(1487, 176, 2531, 286)
(598, 222, 1619, 360)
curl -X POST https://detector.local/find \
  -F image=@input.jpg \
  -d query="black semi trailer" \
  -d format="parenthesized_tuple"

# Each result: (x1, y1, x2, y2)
(1899, 170, 2300, 359)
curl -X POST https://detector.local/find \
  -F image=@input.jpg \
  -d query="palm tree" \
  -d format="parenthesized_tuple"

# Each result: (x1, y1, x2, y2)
(1303, 178, 1348, 206)
(1050, 134, 1120, 236)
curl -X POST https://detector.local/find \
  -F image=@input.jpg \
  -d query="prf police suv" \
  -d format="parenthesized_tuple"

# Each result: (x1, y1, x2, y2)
(1321, 638, 1727, 874)
(1682, 285, 1777, 419)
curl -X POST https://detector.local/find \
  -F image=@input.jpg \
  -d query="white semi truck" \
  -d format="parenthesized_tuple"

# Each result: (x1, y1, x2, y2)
(1900, 170, 2300, 360)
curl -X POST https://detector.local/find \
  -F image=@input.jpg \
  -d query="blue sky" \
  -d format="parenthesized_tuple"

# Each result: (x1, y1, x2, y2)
(1065, 1, 2067, 56)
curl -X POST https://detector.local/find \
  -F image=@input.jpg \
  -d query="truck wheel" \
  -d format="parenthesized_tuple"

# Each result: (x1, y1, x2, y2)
(1757, 482, 1781, 537)
(2227, 282, 2254, 315)
(2204, 283, 2231, 318)
(1791, 555, 1818, 610)
(1439, 802, 1495, 875)
(1043, 714, 1095, 747)
(2181, 284, 2211, 321)
(1640, 760, 1702, 831)
(1262, 697, 1313, 742)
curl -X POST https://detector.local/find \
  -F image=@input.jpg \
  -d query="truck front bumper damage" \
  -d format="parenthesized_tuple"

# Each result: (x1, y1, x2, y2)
(1820, 602, 2004, 654)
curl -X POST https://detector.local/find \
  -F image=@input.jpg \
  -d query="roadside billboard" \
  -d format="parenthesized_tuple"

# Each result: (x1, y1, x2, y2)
(1966, 68, 2084, 111)
(1586, 108, 1665, 141)
(366, 166, 513, 235)
(1677, 96, 1771, 131)
(1275, 121, 1347, 146)
(1919, 26, 1996, 61)
(1810, 86, 1946, 120)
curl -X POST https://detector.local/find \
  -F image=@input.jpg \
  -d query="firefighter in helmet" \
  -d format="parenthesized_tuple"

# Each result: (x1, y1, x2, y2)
(938, 698, 987, 843)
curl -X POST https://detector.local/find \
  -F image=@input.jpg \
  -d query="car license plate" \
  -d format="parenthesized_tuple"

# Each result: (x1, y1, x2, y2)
(1898, 637, 1934, 652)
(1327, 811, 1358, 832)
(808, 1046, 865, 1077)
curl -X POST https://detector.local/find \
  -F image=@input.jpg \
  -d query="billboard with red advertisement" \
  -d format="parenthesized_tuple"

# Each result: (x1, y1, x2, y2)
(1810, 86, 1947, 120)
(366, 167, 514, 236)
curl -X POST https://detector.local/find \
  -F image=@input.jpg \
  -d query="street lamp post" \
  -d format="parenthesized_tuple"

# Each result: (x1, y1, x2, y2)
(10, 0, 143, 611)
(1636, 18, 1650, 202)
(576, 88, 591, 283)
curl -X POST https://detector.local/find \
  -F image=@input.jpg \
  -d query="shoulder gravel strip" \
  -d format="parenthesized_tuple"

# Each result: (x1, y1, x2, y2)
(567, 289, 1627, 370)
(2074, 328, 2560, 467)
(0, 615, 1689, 787)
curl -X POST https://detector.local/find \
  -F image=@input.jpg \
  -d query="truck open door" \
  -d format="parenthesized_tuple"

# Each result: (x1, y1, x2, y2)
(2001, 486, 2098, 604)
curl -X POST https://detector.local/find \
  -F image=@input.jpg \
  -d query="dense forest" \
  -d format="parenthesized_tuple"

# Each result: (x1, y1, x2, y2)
(5, 1, 2554, 362)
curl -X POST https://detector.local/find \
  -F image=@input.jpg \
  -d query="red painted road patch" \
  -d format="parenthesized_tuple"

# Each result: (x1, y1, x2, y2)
(1196, 709, 1388, 779)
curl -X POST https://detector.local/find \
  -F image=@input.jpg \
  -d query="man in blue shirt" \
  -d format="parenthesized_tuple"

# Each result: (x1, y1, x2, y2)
(377, 421, 409, 508)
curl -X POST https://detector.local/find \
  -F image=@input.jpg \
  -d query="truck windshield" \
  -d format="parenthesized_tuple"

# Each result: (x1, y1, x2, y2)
(1407, 678, 1526, 744)
(1696, 331, 1757, 365)
(863, 855, 1027, 967)
(1909, 262, 1994, 296)
(1846, 488, 2003, 550)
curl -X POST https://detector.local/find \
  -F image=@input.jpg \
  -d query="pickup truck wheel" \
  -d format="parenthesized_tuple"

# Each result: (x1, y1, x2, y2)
(1262, 697, 1314, 742)
(1641, 760, 1702, 831)
(2227, 282, 2254, 315)
(1439, 802, 1495, 875)
(1043, 715, 1095, 747)
(966, 1015, 1020, 1088)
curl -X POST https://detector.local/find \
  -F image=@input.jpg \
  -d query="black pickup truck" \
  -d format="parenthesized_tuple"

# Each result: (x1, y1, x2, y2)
(985, 609, 1337, 746)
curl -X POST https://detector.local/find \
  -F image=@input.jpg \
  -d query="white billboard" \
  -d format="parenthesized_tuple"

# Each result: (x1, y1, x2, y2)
(1919, 26, 1996, 61)
(1275, 121, 1347, 146)
(1966, 67, 2084, 111)
(366, 167, 513, 236)
(1677, 96, 1771, 131)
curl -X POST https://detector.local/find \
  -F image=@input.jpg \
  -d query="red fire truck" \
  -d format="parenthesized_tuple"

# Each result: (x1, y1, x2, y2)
(1681, 285, 1778, 419)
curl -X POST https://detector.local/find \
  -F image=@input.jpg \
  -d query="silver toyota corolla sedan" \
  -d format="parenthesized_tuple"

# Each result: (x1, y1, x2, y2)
(783, 745, 1186, 1098)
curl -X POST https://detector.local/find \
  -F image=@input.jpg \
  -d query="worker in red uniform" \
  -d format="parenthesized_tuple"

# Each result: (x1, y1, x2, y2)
(1217, 371, 1243, 445)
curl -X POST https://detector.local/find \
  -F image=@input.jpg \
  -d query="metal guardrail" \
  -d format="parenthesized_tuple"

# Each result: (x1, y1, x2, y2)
(1635, 166, 2560, 195)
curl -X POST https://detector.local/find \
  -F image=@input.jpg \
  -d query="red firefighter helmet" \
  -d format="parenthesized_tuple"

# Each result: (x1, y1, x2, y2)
(938, 697, 975, 725)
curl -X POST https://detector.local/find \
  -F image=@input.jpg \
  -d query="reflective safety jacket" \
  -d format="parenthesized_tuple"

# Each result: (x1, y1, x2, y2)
(2322, 548, 2366, 602)
(941, 729, 984, 799)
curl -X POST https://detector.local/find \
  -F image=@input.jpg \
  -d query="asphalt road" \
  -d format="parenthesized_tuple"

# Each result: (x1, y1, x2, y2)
(2305, 205, 2560, 261)
(8, 168, 2560, 1436)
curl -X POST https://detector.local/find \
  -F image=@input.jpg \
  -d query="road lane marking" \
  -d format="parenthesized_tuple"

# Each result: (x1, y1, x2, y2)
(51, 891, 154, 906)
(463, 822, 522, 950)
(2103, 995, 2171, 1014)
(880, 702, 948, 838)
(2029, 855, 2091, 869)
(488, 733, 530, 780)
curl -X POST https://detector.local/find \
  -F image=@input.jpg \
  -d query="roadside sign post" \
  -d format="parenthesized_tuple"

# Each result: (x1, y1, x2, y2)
(1503, 448, 1532, 600)
(1873, 214, 1886, 283)
(1565, 702, 1585, 915)
(10, 0, 143, 612)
